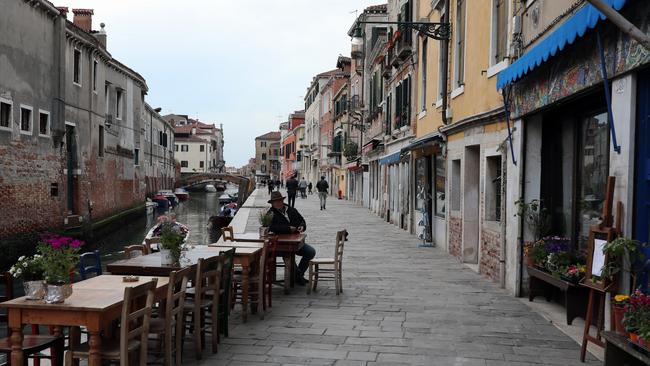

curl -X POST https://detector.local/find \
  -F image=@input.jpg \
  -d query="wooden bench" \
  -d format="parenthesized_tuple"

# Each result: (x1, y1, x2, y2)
(603, 331, 650, 365)
(527, 265, 591, 325)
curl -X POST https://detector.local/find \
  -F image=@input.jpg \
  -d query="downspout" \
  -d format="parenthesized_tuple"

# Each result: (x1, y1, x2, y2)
(440, 0, 450, 125)
(500, 146, 507, 289)
(516, 116, 527, 297)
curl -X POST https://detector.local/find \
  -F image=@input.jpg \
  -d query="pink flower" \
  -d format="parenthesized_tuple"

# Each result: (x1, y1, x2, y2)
(69, 240, 84, 248)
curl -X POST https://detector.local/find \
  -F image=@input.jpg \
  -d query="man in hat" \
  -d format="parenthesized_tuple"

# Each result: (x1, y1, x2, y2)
(267, 191, 316, 285)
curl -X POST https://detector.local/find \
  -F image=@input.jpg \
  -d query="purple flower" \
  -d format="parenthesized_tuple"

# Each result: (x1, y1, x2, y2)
(69, 240, 84, 248)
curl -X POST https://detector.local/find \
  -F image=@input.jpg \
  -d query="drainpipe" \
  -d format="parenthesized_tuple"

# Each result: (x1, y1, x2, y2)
(440, 0, 450, 125)
(585, 0, 650, 51)
(516, 120, 527, 297)
(500, 147, 507, 289)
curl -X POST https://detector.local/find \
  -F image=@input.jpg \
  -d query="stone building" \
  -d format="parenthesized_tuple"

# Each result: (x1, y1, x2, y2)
(142, 104, 175, 194)
(0, 1, 172, 239)
(280, 111, 305, 180)
(254, 131, 281, 183)
(164, 114, 225, 174)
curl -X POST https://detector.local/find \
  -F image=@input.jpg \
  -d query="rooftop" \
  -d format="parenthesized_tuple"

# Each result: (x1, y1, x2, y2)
(255, 131, 281, 140)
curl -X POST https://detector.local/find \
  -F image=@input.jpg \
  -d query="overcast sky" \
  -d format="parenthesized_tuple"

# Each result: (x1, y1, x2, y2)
(62, 0, 381, 167)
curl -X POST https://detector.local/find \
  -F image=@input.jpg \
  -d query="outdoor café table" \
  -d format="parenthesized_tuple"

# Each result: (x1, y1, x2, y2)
(106, 246, 220, 276)
(0, 275, 168, 366)
(215, 233, 306, 294)
(207, 244, 263, 322)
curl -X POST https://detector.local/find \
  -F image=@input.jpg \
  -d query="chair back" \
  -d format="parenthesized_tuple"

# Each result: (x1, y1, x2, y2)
(221, 227, 235, 242)
(263, 236, 279, 285)
(218, 248, 235, 311)
(79, 250, 102, 280)
(120, 278, 157, 366)
(0, 272, 14, 325)
(166, 267, 190, 324)
(124, 244, 148, 259)
(334, 230, 347, 269)
(195, 256, 223, 304)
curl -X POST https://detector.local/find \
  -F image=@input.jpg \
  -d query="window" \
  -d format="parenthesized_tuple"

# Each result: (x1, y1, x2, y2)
(262, 153, 267, 161)
(97, 125, 104, 157)
(454, 0, 466, 88)
(73, 48, 81, 85)
(0, 99, 12, 130)
(261, 165, 266, 173)
(39, 110, 50, 136)
(385, 94, 392, 135)
(199, 161, 204, 168)
(492, 0, 508, 65)
(435, 154, 446, 217)
(181, 145, 188, 152)
(134, 148, 139, 165)
(116, 90, 123, 119)
(451, 159, 461, 211)
(180, 160, 188, 167)
(437, 6, 447, 102)
(200, 145, 205, 152)
(420, 38, 427, 111)
(20, 105, 32, 134)
(485, 155, 502, 221)
(92, 59, 98, 92)
(260, 141, 266, 147)
(175, 144, 179, 152)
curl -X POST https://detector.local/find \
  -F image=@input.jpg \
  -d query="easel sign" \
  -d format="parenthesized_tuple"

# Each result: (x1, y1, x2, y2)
(582, 226, 617, 291)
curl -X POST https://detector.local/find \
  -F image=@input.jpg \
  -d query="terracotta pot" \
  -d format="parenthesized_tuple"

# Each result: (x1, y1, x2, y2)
(630, 332, 639, 344)
(612, 305, 627, 336)
(526, 256, 535, 267)
(641, 338, 648, 349)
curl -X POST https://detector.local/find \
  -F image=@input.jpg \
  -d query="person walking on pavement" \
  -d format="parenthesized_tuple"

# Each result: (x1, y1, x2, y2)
(267, 191, 316, 285)
(316, 176, 329, 210)
(285, 174, 299, 208)
(298, 178, 308, 199)
(268, 179, 275, 195)
(308, 182, 313, 195)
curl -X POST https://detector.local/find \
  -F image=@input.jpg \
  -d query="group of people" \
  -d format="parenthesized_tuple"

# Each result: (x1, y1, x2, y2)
(283, 175, 329, 209)
(266, 178, 283, 195)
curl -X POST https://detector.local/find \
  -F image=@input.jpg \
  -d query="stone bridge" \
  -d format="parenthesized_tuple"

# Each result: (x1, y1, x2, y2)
(176, 173, 254, 204)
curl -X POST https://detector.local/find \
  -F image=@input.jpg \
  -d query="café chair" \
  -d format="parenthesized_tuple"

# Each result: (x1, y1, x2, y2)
(78, 250, 102, 280)
(124, 244, 149, 259)
(232, 236, 277, 319)
(217, 248, 235, 339)
(0, 272, 65, 366)
(149, 267, 190, 366)
(307, 229, 348, 295)
(183, 256, 222, 360)
(65, 279, 158, 366)
(221, 227, 235, 242)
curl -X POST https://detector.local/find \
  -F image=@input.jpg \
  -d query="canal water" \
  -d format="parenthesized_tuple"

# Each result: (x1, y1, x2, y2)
(92, 186, 238, 265)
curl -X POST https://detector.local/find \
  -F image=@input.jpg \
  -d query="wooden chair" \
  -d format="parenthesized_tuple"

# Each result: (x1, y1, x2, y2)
(307, 229, 348, 295)
(65, 278, 158, 366)
(183, 256, 222, 360)
(261, 236, 278, 310)
(217, 248, 235, 339)
(124, 244, 149, 259)
(233, 236, 277, 319)
(221, 226, 235, 242)
(78, 250, 102, 280)
(0, 272, 65, 366)
(149, 267, 190, 366)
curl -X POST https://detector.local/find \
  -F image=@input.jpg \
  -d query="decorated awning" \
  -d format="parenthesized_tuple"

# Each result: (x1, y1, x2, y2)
(379, 151, 401, 165)
(496, 0, 627, 90)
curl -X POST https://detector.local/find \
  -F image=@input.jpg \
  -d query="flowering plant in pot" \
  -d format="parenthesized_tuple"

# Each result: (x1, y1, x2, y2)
(37, 233, 84, 303)
(613, 294, 630, 336)
(524, 240, 548, 268)
(258, 210, 273, 237)
(623, 290, 650, 343)
(9, 255, 45, 300)
(159, 222, 184, 266)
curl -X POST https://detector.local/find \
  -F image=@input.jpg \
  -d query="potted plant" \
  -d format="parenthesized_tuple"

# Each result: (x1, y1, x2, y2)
(613, 294, 630, 336)
(623, 290, 650, 343)
(514, 199, 551, 241)
(600, 237, 641, 283)
(258, 210, 273, 238)
(10, 255, 45, 300)
(525, 239, 549, 268)
(37, 234, 84, 303)
(159, 222, 184, 266)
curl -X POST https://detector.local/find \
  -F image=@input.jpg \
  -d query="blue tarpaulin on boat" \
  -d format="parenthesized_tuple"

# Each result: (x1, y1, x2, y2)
(379, 151, 401, 165)
(496, 0, 626, 90)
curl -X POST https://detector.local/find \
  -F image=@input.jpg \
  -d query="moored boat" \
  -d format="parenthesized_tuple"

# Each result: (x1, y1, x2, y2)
(218, 194, 232, 204)
(205, 184, 217, 192)
(209, 203, 237, 230)
(152, 194, 170, 211)
(174, 188, 189, 201)
(143, 219, 190, 252)
(157, 190, 178, 206)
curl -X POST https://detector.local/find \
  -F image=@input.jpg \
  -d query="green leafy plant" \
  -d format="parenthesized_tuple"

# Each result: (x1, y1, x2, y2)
(600, 237, 641, 281)
(9, 255, 44, 282)
(515, 199, 551, 241)
(159, 222, 184, 263)
(37, 234, 84, 284)
(343, 142, 358, 159)
(258, 210, 273, 227)
(524, 240, 549, 267)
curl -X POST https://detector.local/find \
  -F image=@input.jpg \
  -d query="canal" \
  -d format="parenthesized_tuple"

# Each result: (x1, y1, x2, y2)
(92, 186, 237, 265)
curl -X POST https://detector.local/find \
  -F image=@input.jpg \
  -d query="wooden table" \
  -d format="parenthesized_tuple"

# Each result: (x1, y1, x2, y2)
(106, 247, 220, 276)
(0, 275, 168, 366)
(603, 331, 650, 365)
(210, 245, 263, 322)
(215, 233, 306, 294)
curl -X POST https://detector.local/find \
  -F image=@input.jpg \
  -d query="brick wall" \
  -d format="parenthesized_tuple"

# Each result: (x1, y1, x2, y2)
(480, 228, 501, 282)
(448, 216, 462, 258)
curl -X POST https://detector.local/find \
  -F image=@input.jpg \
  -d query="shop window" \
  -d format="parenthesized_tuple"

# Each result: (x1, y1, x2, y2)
(485, 155, 502, 222)
(435, 154, 446, 217)
(451, 159, 461, 211)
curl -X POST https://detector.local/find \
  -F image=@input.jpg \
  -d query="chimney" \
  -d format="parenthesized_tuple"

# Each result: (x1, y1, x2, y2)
(95, 23, 107, 48)
(56, 7, 69, 18)
(72, 8, 93, 33)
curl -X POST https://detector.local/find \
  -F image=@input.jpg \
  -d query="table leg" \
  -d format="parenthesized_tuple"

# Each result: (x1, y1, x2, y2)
(9, 324, 24, 365)
(241, 263, 249, 323)
(88, 330, 102, 366)
(283, 255, 291, 295)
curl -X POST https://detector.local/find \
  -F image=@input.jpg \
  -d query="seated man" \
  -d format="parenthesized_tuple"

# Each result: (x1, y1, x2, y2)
(267, 191, 316, 285)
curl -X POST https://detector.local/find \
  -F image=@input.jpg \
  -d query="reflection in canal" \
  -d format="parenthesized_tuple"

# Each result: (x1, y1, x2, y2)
(92, 187, 236, 265)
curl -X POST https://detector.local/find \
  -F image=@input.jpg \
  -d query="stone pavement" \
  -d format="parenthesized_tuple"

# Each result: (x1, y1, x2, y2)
(191, 189, 601, 366)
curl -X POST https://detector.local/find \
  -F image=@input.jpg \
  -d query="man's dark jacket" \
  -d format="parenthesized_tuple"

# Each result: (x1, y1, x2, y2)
(286, 177, 299, 194)
(316, 179, 329, 193)
(268, 204, 306, 234)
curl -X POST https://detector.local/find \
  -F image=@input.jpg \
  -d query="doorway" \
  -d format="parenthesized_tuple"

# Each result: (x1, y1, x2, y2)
(463, 146, 480, 263)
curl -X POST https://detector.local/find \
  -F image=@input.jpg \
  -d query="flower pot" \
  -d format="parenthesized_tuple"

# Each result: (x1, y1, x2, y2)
(641, 338, 648, 349)
(44, 283, 72, 304)
(630, 332, 640, 344)
(613, 305, 627, 336)
(526, 256, 535, 267)
(23, 280, 45, 300)
(259, 226, 269, 238)
(160, 249, 174, 266)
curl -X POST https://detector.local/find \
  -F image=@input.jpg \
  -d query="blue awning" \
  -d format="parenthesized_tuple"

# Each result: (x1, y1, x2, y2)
(379, 151, 401, 165)
(496, 0, 626, 90)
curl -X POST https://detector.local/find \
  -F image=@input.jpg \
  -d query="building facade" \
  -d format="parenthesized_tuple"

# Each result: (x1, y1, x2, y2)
(280, 111, 305, 180)
(165, 114, 225, 175)
(254, 131, 281, 182)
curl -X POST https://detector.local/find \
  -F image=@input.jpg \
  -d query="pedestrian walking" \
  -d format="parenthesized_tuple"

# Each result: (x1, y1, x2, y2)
(276, 179, 281, 191)
(316, 176, 329, 210)
(267, 191, 316, 285)
(285, 174, 299, 208)
(298, 178, 308, 198)
(268, 179, 275, 195)
(308, 182, 313, 195)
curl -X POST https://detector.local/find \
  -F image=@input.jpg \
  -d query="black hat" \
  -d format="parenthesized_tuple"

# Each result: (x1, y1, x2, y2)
(268, 191, 286, 203)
